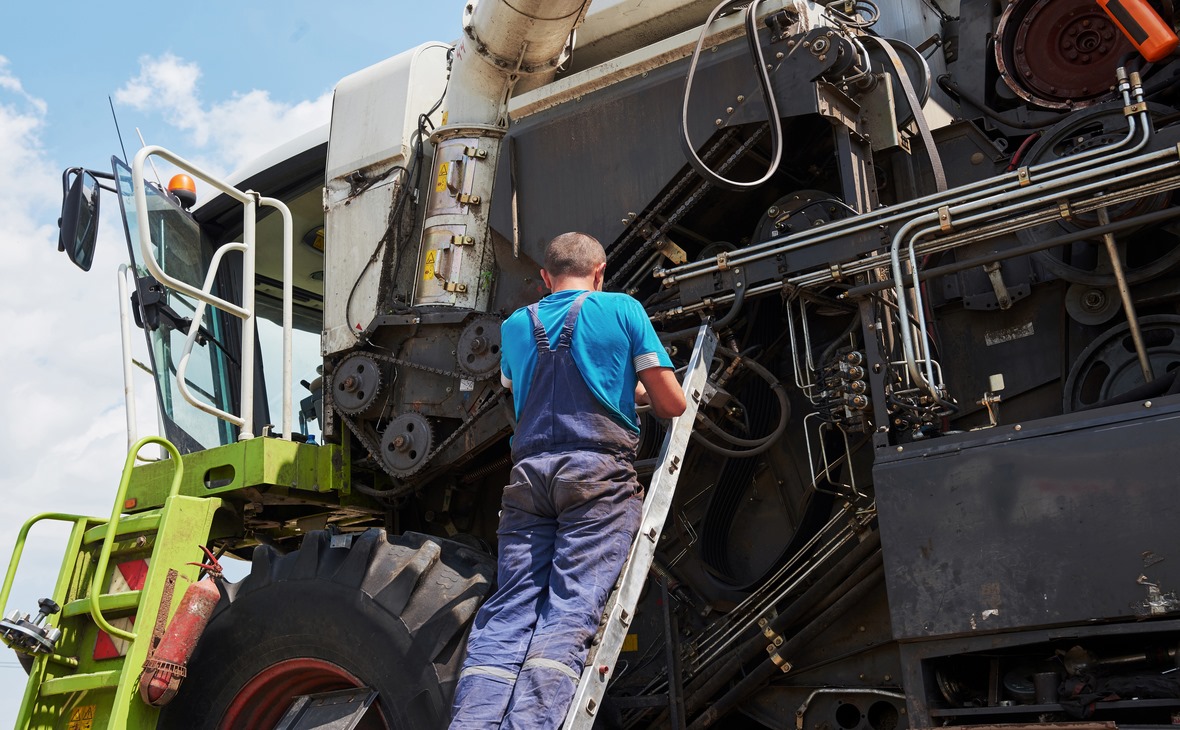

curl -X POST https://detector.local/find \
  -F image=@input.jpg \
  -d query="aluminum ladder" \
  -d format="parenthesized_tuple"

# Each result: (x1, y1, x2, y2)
(562, 323, 717, 729)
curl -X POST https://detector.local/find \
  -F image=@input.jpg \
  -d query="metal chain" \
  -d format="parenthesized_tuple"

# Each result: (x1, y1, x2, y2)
(338, 382, 507, 485)
(608, 125, 770, 288)
(607, 129, 741, 265)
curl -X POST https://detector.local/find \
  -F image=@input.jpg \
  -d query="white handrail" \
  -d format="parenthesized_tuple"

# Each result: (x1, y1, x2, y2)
(117, 265, 139, 452)
(131, 145, 293, 441)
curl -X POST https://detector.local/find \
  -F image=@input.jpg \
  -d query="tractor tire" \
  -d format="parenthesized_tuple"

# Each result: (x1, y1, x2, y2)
(158, 528, 494, 729)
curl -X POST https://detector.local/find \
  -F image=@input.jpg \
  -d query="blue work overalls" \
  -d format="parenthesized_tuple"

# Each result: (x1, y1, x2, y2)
(450, 292, 643, 729)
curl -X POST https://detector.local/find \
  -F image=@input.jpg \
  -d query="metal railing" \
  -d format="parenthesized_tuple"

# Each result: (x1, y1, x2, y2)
(132, 146, 294, 440)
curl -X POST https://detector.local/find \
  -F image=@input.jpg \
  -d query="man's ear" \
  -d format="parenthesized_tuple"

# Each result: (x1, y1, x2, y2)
(594, 262, 607, 291)
(540, 268, 553, 291)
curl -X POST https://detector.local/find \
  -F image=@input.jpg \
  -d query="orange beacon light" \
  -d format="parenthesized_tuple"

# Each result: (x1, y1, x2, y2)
(1097, 0, 1179, 62)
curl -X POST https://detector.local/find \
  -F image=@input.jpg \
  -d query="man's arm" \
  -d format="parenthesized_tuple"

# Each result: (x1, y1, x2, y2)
(637, 367, 686, 419)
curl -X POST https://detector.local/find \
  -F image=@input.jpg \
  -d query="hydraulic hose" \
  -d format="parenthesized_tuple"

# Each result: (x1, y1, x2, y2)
(680, 0, 783, 191)
(691, 345, 789, 457)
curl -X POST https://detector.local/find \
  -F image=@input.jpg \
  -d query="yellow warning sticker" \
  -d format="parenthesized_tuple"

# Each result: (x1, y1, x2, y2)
(622, 634, 639, 653)
(67, 705, 95, 730)
(424, 250, 437, 281)
(435, 162, 450, 193)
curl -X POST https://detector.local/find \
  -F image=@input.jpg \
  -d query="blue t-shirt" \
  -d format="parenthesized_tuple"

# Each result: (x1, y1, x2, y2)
(500, 289, 673, 433)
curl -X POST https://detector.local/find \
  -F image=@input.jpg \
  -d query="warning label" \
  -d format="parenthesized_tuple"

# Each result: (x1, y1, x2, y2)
(424, 250, 437, 281)
(435, 162, 450, 193)
(67, 705, 95, 730)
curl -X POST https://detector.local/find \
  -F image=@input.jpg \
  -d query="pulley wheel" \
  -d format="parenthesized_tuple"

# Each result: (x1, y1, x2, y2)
(1014, 104, 1180, 286)
(1063, 315, 1180, 412)
(751, 190, 858, 244)
(862, 38, 930, 127)
(380, 412, 434, 477)
(995, 0, 1132, 110)
(1065, 283, 1121, 325)
(332, 353, 386, 417)
(457, 315, 503, 379)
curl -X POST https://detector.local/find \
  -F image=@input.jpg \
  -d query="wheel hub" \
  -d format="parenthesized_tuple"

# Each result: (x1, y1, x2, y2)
(220, 657, 384, 730)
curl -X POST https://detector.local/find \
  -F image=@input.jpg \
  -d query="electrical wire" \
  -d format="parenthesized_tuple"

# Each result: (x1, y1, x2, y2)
(345, 48, 454, 341)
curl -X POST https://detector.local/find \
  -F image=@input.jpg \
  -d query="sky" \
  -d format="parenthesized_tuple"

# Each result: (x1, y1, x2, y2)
(0, 2, 457, 724)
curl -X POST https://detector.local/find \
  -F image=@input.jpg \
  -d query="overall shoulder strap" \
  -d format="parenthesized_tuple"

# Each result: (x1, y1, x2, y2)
(555, 292, 592, 349)
(525, 303, 551, 353)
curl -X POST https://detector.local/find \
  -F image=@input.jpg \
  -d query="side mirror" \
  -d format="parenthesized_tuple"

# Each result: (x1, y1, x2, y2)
(58, 169, 102, 271)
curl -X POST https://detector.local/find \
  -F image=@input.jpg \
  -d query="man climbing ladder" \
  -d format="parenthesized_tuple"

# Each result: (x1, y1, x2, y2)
(450, 232, 686, 728)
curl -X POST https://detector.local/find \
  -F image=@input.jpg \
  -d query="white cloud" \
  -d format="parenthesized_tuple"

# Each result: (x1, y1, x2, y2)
(0, 60, 167, 725)
(116, 53, 332, 176)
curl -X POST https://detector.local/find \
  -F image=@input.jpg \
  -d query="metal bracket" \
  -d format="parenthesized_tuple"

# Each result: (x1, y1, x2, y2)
(451, 235, 476, 246)
(463, 146, 489, 159)
(444, 282, 469, 293)
(1125, 101, 1149, 116)
(1058, 200, 1074, 220)
(457, 194, 482, 206)
(937, 205, 953, 233)
(1016, 166, 1031, 187)
(983, 261, 1013, 310)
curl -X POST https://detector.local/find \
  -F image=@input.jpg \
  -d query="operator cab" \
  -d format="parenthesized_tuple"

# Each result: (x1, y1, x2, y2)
(57, 131, 330, 453)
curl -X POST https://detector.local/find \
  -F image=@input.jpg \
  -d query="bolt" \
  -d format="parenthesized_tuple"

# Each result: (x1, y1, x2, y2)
(776, 51, 784, 60)
(737, 95, 745, 102)
(1014, 424, 1022, 431)
(1145, 400, 1154, 408)
(896, 446, 904, 453)
(726, 106, 735, 114)
(715, 118, 723, 126)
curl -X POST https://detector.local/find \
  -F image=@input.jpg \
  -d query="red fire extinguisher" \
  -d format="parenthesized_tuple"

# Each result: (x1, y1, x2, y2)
(139, 547, 223, 707)
(1097, 0, 1179, 62)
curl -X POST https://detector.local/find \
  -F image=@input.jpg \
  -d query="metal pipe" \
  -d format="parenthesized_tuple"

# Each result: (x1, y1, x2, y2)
(446, 0, 590, 126)
(679, 536, 883, 722)
(660, 82, 1148, 286)
(841, 205, 1180, 296)
(890, 113, 1159, 394)
(686, 564, 886, 728)
(1097, 207, 1154, 382)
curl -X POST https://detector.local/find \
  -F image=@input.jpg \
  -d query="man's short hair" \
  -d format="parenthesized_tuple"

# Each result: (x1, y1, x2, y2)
(543, 232, 606, 278)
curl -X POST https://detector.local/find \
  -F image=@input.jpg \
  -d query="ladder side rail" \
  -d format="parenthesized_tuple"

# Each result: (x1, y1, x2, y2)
(563, 323, 718, 729)
(88, 436, 184, 641)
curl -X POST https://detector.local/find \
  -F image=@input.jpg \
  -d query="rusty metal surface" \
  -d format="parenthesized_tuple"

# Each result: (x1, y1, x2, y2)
(995, 0, 1133, 110)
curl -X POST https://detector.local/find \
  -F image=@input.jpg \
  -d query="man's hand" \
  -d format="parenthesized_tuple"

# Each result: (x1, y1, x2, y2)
(637, 367, 686, 419)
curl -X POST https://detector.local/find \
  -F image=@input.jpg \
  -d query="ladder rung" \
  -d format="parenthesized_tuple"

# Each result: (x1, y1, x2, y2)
(40, 670, 120, 696)
(82, 511, 161, 545)
(61, 591, 142, 618)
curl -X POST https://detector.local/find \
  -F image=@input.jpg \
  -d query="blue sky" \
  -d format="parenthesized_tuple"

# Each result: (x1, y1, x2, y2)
(0, 3, 457, 724)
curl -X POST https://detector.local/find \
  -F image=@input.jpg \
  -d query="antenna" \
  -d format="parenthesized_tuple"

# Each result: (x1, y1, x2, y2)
(135, 127, 165, 189)
(108, 96, 130, 164)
